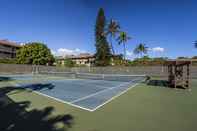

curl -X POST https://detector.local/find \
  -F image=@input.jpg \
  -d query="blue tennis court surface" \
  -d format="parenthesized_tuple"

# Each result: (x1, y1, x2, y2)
(5, 74, 145, 111)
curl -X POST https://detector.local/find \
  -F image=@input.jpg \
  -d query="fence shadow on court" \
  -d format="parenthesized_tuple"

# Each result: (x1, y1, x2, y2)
(0, 86, 74, 131)
(21, 83, 55, 91)
(0, 76, 13, 82)
(1, 83, 55, 96)
(146, 79, 187, 89)
(147, 79, 170, 88)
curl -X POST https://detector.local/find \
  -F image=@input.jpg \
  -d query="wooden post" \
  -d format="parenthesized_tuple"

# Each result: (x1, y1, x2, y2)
(175, 61, 177, 88)
(186, 64, 190, 88)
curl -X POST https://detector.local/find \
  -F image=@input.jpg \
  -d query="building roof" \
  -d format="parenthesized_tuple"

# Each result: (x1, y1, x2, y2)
(0, 40, 21, 48)
(71, 53, 94, 59)
(56, 53, 125, 60)
(57, 53, 94, 60)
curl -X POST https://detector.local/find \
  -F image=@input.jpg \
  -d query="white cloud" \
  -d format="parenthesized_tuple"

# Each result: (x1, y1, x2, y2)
(52, 48, 86, 56)
(126, 50, 133, 57)
(151, 47, 164, 52)
(20, 43, 26, 46)
(51, 50, 56, 55)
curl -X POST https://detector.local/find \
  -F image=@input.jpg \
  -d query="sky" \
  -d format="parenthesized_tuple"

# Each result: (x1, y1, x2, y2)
(0, 0, 197, 59)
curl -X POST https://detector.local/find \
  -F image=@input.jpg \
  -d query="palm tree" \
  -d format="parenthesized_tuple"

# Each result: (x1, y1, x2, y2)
(117, 31, 131, 60)
(106, 19, 120, 55)
(134, 43, 148, 58)
(194, 40, 197, 48)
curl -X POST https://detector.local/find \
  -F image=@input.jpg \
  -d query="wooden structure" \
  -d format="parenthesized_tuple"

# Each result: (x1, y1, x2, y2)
(165, 60, 191, 89)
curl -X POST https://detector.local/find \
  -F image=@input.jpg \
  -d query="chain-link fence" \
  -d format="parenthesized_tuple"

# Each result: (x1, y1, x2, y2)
(0, 64, 197, 78)
(0, 64, 33, 74)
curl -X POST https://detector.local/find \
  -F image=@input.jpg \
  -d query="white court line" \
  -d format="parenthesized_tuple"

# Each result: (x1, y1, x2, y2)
(70, 77, 143, 104)
(91, 79, 145, 111)
(9, 81, 94, 112)
(71, 79, 145, 111)
(75, 72, 146, 77)
(70, 81, 132, 103)
(46, 79, 114, 90)
(34, 91, 94, 112)
(9, 78, 145, 112)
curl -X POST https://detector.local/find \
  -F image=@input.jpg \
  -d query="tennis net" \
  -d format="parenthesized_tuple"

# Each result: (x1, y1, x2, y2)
(38, 71, 147, 82)
(39, 71, 75, 78)
(75, 73, 146, 82)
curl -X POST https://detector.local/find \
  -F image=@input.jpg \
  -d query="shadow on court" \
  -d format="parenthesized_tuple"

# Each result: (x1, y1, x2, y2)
(147, 79, 170, 87)
(0, 77, 13, 82)
(1, 83, 55, 95)
(21, 83, 55, 91)
(147, 79, 187, 89)
(0, 86, 74, 131)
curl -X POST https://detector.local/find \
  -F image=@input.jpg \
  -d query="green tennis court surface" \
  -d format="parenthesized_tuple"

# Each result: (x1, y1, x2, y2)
(0, 73, 145, 111)
(0, 75, 197, 131)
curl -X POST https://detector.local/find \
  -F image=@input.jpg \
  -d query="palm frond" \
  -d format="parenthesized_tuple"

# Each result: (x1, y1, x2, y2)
(107, 19, 120, 35)
(194, 40, 197, 48)
(118, 39, 123, 45)
(134, 43, 149, 55)
(133, 47, 140, 55)
(127, 36, 132, 40)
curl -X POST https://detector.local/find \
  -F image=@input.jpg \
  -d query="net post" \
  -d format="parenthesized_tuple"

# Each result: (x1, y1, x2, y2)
(35, 65, 39, 74)
(32, 65, 38, 75)
(31, 65, 34, 74)
(102, 74, 105, 80)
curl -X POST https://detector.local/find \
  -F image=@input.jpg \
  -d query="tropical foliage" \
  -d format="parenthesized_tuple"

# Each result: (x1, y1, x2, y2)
(16, 42, 54, 65)
(0, 58, 17, 64)
(192, 56, 197, 59)
(134, 43, 148, 57)
(106, 19, 120, 54)
(95, 8, 111, 66)
(127, 56, 168, 66)
(117, 32, 131, 60)
(177, 56, 188, 59)
(110, 54, 124, 65)
(64, 58, 75, 67)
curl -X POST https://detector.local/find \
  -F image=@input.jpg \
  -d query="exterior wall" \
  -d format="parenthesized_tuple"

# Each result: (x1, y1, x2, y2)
(57, 57, 120, 67)
(0, 51, 13, 58)
(72, 57, 95, 66)
(57, 57, 95, 66)
(0, 44, 18, 59)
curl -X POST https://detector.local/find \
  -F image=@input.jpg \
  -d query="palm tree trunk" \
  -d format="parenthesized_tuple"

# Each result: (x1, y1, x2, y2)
(123, 43, 126, 60)
(110, 35, 115, 55)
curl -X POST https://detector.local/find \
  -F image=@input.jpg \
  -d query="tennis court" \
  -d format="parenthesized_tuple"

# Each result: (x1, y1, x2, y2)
(4, 72, 146, 111)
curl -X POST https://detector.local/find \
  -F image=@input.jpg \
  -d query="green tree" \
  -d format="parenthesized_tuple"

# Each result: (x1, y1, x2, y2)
(110, 54, 124, 66)
(117, 31, 131, 60)
(17, 42, 54, 65)
(177, 56, 188, 59)
(106, 19, 120, 55)
(153, 57, 168, 61)
(64, 58, 75, 67)
(192, 56, 197, 59)
(0, 58, 17, 64)
(95, 8, 111, 66)
(134, 43, 148, 58)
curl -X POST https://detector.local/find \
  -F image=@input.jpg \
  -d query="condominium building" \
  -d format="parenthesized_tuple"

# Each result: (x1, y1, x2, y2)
(56, 53, 122, 66)
(0, 40, 20, 59)
(71, 53, 95, 66)
(56, 53, 95, 66)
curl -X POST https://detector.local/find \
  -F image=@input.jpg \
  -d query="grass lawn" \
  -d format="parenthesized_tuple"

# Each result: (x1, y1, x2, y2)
(1, 79, 197, 131)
